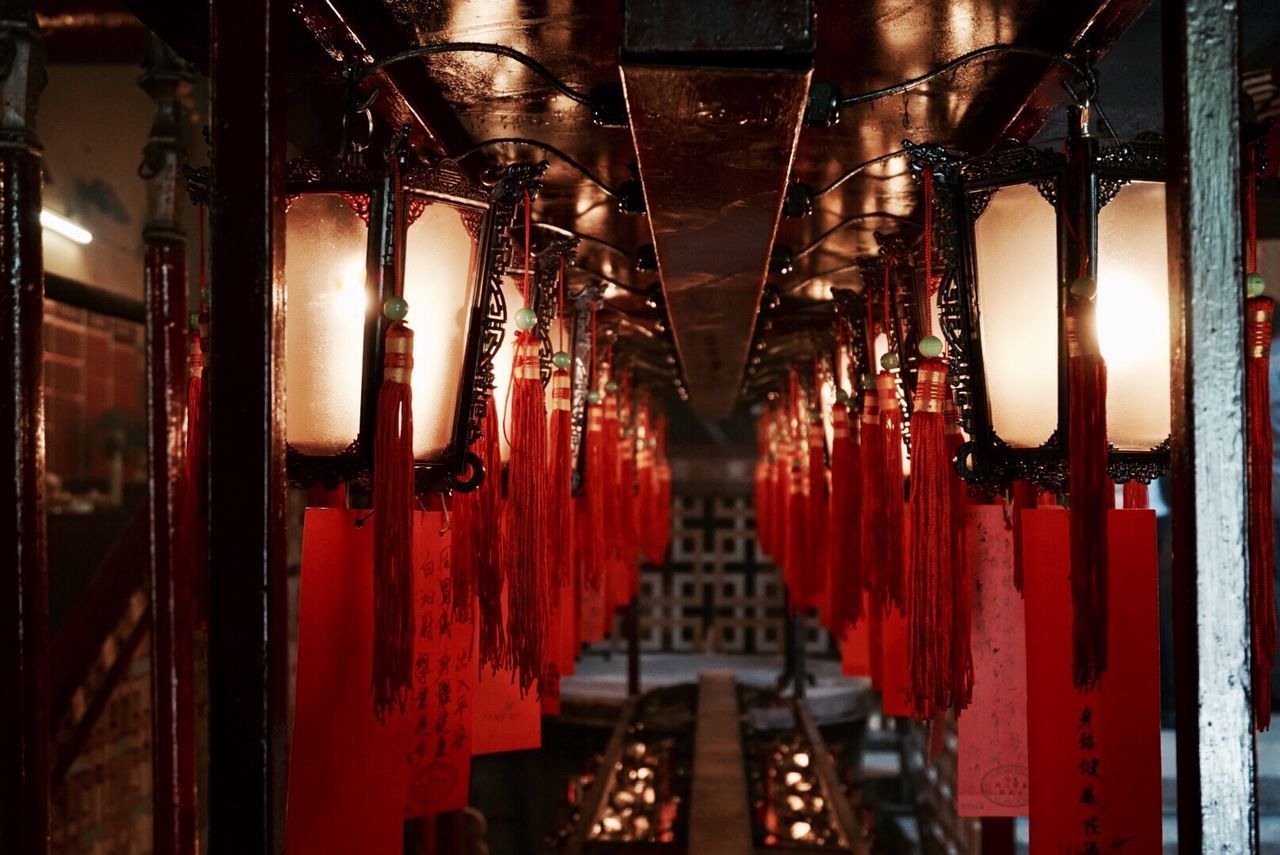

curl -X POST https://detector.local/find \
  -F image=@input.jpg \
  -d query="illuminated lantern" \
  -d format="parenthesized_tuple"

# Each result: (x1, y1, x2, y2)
(282, 152, 546, 493)
(907, 113, 1170, 489)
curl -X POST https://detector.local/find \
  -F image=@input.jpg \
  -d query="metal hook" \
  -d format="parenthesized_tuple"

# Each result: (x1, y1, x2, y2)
(438, 493, 451, 535)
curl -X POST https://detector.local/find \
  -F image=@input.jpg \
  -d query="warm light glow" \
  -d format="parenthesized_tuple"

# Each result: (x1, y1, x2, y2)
(789, 821, 812, 840)
(973, 183, 1059, 447)
(1097, 181, 1171, 449)
(784, 771, 802, 787)
(41, 208, 92, 245)
(284, 194, 369, 455)
(793, 751, 810, 768)
(402, 198, 483, 459)
(491, 274, 529, 463)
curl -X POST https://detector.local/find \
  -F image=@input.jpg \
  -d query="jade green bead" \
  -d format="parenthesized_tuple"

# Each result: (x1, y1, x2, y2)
(514, 307, 538, 331)
(880, 352, 899, 371)
(835, 388, 850, 404)
(605, 379, 619, 392)
(1247, 271, 1266, 297)
(918, 334, 944, 358)
(552, 351, 571, 369)
(383, 296, 409, 321)
(586, 390, 602, 404)
(1070, 275, 1097, 300)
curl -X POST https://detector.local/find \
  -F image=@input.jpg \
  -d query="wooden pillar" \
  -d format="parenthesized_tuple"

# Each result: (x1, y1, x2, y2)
(140, 37, 197, 855)
(0, 4, 47, 852)
(206, 0, 289, 851)
(1163, 0, 1258, 849)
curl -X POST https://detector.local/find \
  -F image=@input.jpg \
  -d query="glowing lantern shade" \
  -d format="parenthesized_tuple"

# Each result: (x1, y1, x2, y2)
(282, 155, 542, 492)
(907, 128, 1170, 488)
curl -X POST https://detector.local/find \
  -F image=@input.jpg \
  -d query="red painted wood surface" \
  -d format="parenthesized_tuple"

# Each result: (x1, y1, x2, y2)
(288, 510, 415, 855)
(1023, 508, 1162, 852)
(956, 505, 1028, 818)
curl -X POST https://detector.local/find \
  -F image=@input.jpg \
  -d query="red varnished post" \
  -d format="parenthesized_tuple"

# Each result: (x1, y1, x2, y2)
(0, 3, 48, 852)
(206, 0, 289, 851)
(139, 37, 197, 855)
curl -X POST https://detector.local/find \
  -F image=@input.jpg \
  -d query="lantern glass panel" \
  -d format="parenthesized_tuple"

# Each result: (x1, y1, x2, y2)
(284, 193, 369, 455)
(491, 274, 527, 463)
(1096, 180, 1171, 450)
(402, 197, 482, 459)
(972, 182, 1059, 448)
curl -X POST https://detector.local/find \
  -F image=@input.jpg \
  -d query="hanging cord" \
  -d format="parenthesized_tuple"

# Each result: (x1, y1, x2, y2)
(1248, 156, 1260, 275)
(838, 44, 1096, 108)
(814, 150, 910, 199)
(794, 211, 920, 258)
(354, 42, 592, 106)
(922, 167, 939, 339)
(515, 220, 633, 262)
(502, 186, 536, 450)
(456, 137, 619, 198)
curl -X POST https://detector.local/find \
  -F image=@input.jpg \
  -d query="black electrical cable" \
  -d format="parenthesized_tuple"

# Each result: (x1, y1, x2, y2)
(785, 261, 863, 295)
(813, 150, 909, 199)
(512, 220, 634, 260)
(455, 137, 619, 197)
(356, 42, 593, 107)
(794, 211, 920, 259)
(838, 44, 1096, 108)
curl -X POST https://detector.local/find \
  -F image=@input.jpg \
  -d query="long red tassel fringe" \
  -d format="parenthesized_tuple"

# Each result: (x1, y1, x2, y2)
(878, 371, 906, 615)
(906, 359, 953, 719)
(1248, 296, 1276, 730)
(1066, 297, 1110, 690)
(805, 411, 829, 611)
(548, 368, 574, 591)
(859, 385, 889, 612)
(475, 403, 506, 670)
(828, 400, 862, 634)
(506, 332, 548, 695)
(372, 320, 415, 719)
(584, 394, 607, 591)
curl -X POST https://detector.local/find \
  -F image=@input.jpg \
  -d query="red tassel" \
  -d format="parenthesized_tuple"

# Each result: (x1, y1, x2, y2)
(472, 402, 507, 670)
(1009, 480, 1038, 595)
(602, 378, 625, 612)
(947, 398, 973, 713)
(547, 368, 574, 590)
(828, 401, 862, 634)
(770, 410, 791, 570)
(1248, 296, 1276, 730)
(505, 332, 548, 695)
(584, 396, 607, 591)
(372, 321, 415, 719)
(618, 398, 640, 598)
(804, 415, 829, 610)
(878, 371, 907, 614)
(653, 416, 672, 561)
(1066, 297, 1110, 690)
(859, 387, 889, 612)
(1122, 481, 1149, 510)
(754, 409, 775, 560)
(906, 359, 955, 719)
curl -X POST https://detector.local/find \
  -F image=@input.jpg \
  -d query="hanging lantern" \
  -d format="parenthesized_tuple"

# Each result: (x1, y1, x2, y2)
(281, 150, 547, 493)
(906, 110, 1170, 490)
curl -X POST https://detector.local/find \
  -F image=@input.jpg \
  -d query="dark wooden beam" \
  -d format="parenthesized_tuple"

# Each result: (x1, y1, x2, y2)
(0, 4, 49, 852)
(290, 0, 472, 158)
(206, 0, 290, 850)
(623, 64, 810, 417)
(140, 36, 197, 855)
(1163, 0, 1257, 849)
(688, 672, 752, 854)
(996, 0, 1154, 144)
